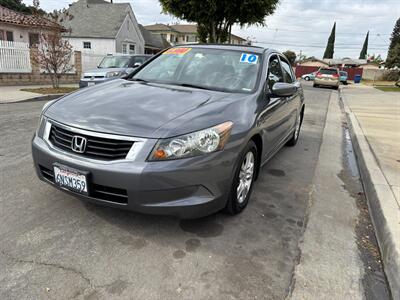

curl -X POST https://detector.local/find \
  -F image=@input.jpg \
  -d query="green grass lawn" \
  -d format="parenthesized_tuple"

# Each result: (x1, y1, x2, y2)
(374, 86, 400, 92)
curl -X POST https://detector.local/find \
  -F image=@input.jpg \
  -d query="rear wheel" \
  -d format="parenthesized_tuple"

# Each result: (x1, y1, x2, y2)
(225, 141, 258, 215)
(286, 112, 302, 147)
(304, 76, 310, 81)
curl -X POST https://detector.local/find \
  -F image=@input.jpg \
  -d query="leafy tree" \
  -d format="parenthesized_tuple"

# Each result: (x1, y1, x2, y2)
(386, 18, 400, 69)
(283, 50, 296, 65)
(359, 31, 369, 59)
(323, 22, 336, 59)
(30, 1, 74, 89)
(0, 0, 45, 14)
(159, 0, 280, 43)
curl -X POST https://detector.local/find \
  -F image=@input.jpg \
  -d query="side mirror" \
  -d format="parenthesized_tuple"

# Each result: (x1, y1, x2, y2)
(133, 62, 142, 68)
(271, 82, 297, 97)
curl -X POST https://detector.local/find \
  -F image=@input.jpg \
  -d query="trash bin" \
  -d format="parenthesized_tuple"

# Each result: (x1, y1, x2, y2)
(354, 74, 361, 84)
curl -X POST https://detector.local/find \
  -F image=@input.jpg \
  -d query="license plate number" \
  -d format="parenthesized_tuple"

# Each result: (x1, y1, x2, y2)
(88, 82, 95, 86)
(54, 164, 88, 194)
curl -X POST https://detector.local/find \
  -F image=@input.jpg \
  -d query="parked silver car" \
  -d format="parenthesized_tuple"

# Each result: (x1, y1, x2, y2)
(79, 54, 152, 88)
(313, 67, 340, 89)
(32, 45, 305, 219)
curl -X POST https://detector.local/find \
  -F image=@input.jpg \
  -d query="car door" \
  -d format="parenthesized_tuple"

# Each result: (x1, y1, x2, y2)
(257, 54, 290, 161)
(279, 55, 301, 137)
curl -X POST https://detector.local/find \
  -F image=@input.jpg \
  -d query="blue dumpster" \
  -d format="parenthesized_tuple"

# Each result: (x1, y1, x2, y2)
(354, 74, 361, 84)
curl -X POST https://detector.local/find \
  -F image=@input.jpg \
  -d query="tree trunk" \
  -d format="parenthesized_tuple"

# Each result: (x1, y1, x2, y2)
(210, 21, 216, 43)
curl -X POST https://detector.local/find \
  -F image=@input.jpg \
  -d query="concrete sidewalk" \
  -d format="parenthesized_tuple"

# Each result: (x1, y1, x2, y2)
(341, 85, 400, 299)
(0, 84, 78, 103)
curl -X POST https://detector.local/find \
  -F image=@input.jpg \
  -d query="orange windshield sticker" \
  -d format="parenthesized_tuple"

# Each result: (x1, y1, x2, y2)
(163, 48, 192, 55)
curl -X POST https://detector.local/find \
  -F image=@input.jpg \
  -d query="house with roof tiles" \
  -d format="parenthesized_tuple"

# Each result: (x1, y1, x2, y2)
(62, 0, 144, 55)
(0, 5, 64, 46)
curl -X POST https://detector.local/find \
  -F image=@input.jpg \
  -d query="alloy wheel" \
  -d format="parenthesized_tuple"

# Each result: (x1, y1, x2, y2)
(237, 151, 255, 204)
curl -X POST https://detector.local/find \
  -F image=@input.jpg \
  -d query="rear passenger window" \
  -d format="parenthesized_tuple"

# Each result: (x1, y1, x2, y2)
(267, 56, 284, 91)
(280, 58, 294, 83)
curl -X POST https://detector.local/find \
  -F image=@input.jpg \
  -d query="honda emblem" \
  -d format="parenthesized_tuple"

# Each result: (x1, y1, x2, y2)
(71, 135, 87, 153)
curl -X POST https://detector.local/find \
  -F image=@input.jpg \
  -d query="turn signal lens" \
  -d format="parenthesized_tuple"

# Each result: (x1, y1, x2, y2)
(149, 121, 233, 161)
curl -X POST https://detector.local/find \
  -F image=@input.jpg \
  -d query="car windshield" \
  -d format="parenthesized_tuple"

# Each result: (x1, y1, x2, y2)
(340, 71, 348, 76)
(132, 47, 262, 93)
(319, 68, 338, 75)
(98, 56, 131, 68)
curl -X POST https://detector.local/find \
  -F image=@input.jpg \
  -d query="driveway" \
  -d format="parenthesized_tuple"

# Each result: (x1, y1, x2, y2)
(0, 84, 388, 299)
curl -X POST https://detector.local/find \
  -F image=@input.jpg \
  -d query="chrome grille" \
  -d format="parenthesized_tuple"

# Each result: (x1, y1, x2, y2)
(49, 124, 134, 160)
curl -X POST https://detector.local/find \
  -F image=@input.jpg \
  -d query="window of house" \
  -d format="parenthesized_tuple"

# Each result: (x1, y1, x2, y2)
(129, 44, 135, 54)
(29, 33, 39, 47)
(6, 31, 14, 41)
(0, 30, 4, 40)
(83, 41, 91, 49)
(122, 43, 135, 54)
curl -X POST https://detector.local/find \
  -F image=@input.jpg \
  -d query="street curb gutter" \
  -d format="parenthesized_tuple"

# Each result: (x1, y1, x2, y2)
(340, 88, 400, 299)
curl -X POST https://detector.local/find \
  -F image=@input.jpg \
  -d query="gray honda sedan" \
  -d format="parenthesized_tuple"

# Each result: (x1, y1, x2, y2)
(32, 45, 305, 219)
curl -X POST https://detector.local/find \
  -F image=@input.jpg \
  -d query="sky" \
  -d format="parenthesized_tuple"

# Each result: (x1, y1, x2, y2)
(23, 0, 399, 59)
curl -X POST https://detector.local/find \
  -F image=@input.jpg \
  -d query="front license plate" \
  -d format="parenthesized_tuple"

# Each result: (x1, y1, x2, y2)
(88, 82, 95, 86)
(54, 164, 88, 195)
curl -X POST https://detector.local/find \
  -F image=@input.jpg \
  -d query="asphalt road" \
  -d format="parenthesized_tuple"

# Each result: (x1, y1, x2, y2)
(0, 85, 384, 299)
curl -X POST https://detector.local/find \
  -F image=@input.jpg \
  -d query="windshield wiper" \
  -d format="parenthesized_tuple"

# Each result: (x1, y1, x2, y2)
(178, 83, 229, 92)
(177, 83, 212, 91)
(130, 78, 148, 83)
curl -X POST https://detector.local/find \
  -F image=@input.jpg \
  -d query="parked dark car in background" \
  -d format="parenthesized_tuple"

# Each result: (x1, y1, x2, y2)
(79, 54, 152, 88)
(32, 45, 305, 219)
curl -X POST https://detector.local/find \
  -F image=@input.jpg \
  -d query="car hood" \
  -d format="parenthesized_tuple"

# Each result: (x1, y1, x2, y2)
(45, 80, 212, 138)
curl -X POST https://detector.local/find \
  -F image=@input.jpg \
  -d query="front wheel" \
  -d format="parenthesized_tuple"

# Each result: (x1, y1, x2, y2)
(225, 141, 258, 215)
(304, 76, 310, 81)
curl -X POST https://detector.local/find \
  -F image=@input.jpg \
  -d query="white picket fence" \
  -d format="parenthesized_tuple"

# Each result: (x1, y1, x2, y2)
(0, 40, 32, 73)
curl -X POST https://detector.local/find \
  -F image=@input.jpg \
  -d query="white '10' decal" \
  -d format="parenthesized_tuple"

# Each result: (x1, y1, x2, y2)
(240, 53, 258, 64)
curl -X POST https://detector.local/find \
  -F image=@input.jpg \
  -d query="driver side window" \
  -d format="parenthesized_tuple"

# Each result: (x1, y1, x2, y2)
(267, 55, 284, 92)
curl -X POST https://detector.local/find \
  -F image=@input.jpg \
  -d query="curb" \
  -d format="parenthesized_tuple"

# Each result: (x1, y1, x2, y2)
(340, 87, 400, 299)
(0, 94, 63, 104)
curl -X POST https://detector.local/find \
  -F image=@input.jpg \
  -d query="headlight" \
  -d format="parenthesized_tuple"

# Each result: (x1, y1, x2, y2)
(36, 100, 55, 138)
(36, 115, 47, 138)
(106, 71, 125, 78)
(149, 121, 233, 161)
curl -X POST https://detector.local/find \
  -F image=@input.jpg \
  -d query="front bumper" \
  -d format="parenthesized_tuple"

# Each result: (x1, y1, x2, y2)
(32, 134, 237, 219)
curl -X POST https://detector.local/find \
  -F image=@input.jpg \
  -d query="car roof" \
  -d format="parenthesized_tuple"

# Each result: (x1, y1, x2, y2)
(173, 43, 268, 54)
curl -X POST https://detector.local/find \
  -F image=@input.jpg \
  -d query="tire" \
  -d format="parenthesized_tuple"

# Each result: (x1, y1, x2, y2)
(304, 76, 310, 81)
(286, 111, 303, 147)
(225, 141, 258, 215)
(313, 83, 318, 88)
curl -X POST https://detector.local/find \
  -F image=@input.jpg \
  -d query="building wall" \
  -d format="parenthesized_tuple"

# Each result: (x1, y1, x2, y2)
(66, 37, 116, 54)
(0, 24, 49, 44)
(115, 15, 144, 54)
